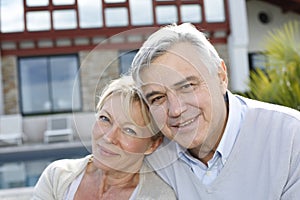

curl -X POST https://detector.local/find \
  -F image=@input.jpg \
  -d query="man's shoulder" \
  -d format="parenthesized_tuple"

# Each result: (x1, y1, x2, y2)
(236, 95, 300, 121)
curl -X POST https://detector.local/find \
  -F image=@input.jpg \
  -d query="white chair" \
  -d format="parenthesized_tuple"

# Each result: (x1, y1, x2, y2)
(0, 114, 23, 145)
(44, 116, 74, 143)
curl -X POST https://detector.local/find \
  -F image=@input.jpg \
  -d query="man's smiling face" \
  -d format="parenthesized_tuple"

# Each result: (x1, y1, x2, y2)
(138, 42, 228, 153)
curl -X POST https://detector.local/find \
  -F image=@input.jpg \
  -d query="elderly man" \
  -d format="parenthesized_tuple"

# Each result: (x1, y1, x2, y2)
(130, 23, 300, 199)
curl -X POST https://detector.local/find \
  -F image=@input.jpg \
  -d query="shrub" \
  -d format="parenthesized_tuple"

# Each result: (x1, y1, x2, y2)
(246, 21, 300, 110)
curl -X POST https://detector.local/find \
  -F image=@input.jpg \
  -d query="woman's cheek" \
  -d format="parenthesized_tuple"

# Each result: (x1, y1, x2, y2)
(92, 122, 105, 140)
(150, 105, 167, 131)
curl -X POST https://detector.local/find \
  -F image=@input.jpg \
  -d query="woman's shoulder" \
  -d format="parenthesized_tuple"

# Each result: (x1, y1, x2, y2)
(137, 163, 177, 199)
(46, 154, 92, 174)
(32, 155, 92, 199)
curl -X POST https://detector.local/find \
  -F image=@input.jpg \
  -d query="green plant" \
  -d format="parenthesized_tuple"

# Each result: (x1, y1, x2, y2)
(246, 21, 300, 110)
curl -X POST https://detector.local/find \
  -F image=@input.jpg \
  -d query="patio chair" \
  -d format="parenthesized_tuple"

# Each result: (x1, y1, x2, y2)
(44, 116, 74, 143)
(0, 114, 23, 145)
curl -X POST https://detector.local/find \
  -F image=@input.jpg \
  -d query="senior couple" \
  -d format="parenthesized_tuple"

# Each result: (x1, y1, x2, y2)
(33, 23, 300, 200)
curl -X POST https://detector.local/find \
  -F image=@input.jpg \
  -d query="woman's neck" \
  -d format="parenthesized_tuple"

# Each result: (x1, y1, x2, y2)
(87, 161, 140, 192)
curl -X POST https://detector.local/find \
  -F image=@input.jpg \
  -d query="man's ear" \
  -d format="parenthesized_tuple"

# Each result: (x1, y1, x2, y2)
(144, 137, 163, 155)
(218, 60, 228, 93)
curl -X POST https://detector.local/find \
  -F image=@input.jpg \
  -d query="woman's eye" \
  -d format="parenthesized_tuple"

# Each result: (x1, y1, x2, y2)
(98, 115, 110, 123)
(123, 128, 137, 136)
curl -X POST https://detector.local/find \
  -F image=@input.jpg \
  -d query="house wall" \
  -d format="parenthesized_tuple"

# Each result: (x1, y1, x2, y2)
(0, 49, 121, 143)
(1, 56, 19, 114)
(247, 0, 300, 52)
(7, 0, 297, 142)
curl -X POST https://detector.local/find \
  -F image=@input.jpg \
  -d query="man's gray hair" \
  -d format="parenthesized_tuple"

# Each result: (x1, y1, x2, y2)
(130, 23, 223, 83)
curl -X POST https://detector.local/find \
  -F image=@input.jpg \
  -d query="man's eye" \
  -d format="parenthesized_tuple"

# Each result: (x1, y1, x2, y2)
(149, 95, 165, 105)
(123, 128, 137, 136)
(180, 83, 197, 92)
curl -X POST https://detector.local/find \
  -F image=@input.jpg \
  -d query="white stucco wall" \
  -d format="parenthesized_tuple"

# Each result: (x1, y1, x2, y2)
(227, 0, 249, 92)
(247, 0, 300, 52)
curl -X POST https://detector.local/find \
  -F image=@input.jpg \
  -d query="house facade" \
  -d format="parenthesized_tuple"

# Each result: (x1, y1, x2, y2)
(0, 0, 300, 194)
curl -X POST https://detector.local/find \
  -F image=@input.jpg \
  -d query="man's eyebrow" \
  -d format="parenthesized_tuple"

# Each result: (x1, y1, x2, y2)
(143, 76, 200, 99)
(145, 91, 163, 100)
(173, 76, 199, 87)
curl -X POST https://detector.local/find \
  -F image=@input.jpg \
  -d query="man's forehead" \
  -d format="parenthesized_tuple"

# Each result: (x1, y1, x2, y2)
(138, 65, 192, 87)
(140, 82, 166, 92)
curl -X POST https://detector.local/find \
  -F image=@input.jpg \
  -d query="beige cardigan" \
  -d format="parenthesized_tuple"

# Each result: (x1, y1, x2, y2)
(32, 155, 176, 200)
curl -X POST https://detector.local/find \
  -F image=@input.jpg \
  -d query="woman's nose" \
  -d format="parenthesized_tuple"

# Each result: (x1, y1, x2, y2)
(103, 125, 119, 144)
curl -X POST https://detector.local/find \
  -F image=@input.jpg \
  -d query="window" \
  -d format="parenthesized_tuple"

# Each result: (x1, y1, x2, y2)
(78, 0, 103, 28)
(18, 55, 81, 115)
(105, 7, 128, 27)
(119, 50, 138, 75)
(129, 0, 153, 25)
(180, 4, 202, 23)
(156, 5, 178, 24)
(26, 11, 51, 31)
(0, 0, 24, 32)
(53, 10, 77, 30)
(204, 0, 225, 22)
(248, 52, 268, 71)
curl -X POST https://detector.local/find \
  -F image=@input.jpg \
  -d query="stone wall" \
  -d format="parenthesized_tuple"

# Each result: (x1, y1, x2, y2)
(1, 56, 19, 114)
(79, 50, 120, 112)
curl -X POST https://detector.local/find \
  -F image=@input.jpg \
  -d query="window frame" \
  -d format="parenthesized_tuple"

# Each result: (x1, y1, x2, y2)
(18, 54, 82, 116)
(118, 49, 138, 75)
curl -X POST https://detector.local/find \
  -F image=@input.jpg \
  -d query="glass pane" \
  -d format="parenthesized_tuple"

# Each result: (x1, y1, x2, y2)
(19, 57, 51, 114)
(26, 11, 51, 31)
(49, 55, 81, 111)
(156, 6, 177, 24)
(105, 7, 128, 27)
(129, 0, 153, 25)
(78, 0, 103, 28)
(119, 50, 137, 74)
(26, 0, 49, 7)
(204, 0, 225, 22)
(181, 4, 202, 23)
(53, 10, 77, 30)
(0, 0, 24, 32)
(52, 0, 75, 5)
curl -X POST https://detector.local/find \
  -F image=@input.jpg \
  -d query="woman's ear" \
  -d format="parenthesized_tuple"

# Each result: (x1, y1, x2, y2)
(144, 137, 163, 155)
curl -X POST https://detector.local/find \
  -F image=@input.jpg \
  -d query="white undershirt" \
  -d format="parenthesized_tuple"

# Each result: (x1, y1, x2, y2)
(63, 170, 85, 200)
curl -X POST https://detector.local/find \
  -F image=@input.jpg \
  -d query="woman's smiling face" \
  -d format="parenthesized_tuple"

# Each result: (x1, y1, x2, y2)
(92, 93, 157, 172)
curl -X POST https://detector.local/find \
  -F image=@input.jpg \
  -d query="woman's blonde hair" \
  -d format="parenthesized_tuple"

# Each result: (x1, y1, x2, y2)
(96, 75, 161, 140)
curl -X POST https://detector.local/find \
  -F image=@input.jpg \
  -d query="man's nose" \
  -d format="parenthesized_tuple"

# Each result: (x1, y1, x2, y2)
(167, 91, 186, 118)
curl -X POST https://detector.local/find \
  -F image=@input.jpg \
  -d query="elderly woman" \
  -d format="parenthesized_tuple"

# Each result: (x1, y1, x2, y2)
(32, 75, 176, 200)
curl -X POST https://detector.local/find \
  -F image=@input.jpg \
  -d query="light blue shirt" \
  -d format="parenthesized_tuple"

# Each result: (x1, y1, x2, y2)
(146, 92, 300, 199)
(176, 91, 247, 184)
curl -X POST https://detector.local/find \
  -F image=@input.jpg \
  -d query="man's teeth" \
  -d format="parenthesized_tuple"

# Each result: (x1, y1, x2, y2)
(178, 118, 195, 127)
